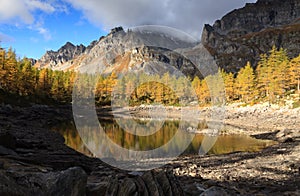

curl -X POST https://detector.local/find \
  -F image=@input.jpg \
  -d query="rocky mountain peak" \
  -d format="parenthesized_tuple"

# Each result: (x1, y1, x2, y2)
(35, 25, 200, 73)
(35, 0, 300, 74)
(75, 26, 202, 77)
(35, 41, 95, 69)
(204, 0, 300, 38)
(201, 0, 300, 72)
(63, 41, 75, 47)
(108, 26, 125, 37)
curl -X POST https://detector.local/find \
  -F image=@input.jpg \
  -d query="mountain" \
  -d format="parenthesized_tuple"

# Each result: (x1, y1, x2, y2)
(35, 27, 209, 78)
(35, 0, 300, 74)
(34, 41, 98, 70)
(201, 0, 300, 72)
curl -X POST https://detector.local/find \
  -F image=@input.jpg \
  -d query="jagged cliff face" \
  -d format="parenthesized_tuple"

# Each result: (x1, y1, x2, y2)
(34, 41, 98, 70)
(78, 27, 206, 78)
(35, 27, 206, 78)
(201, 0, 300, 72)
(35, 0, 300, 74)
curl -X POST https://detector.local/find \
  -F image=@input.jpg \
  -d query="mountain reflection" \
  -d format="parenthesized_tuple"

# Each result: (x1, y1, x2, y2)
(53, 119, 276, 159)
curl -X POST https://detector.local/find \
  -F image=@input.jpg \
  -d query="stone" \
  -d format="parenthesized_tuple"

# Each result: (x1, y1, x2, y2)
(164, 171, 185, 196)
(142, 171, 162, 196)
(86, 181, 109, 196)
(134, 176, 149, 196)
(155, 171, 172, 195)
(106, 177, 120, 196)
(0, 131, 16, 149)
(283, 137, 295, 143)
(118, 178, 137, 195)
(139, 170, 184, 196)
(48, 167, 87, 196)
(200, 186, 230, 196)
(183, 183, 205, 195)
(0, 145, 18, 156)
(0, 166, 87, 196)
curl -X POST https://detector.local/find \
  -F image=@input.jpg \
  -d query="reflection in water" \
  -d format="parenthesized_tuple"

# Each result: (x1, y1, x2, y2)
(53, 119, 277, 158)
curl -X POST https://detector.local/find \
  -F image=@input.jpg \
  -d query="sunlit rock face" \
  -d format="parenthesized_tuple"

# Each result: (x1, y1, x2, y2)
(36, 42, 79, 68)
(201, 0, 300, 73)
(34, 26, 211, 79)
(35, 0, 300, 74)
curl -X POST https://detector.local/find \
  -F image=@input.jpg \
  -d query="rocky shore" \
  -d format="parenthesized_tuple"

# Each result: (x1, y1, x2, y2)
(129, 103, 300, 134)
(0, 103, 299, 195)
(0, 105, 185, 195)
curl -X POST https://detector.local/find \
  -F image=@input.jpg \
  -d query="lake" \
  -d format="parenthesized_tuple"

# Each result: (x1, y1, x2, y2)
(53, 118, 276, 160)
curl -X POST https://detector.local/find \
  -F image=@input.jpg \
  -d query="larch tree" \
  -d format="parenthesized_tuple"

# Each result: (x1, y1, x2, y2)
(162, 72, 172, 103)
(19, 58, 35, 96)
(95, 75, 105, 103)
(221, 70, 235, 102)
(236, 62, 256, 103)
(0, 48, 6, 89)
(200, 78, 210, 105)
(267, 47, 289, 102)
(192, 76, 201, 102)
(256, 53, 270, 99)
(106, 71, 118, 96)
(38, 68, 52, 97)
(5, 48, 18, 93)
(290, 55, 300, 95)
(50, 71, 66, 101)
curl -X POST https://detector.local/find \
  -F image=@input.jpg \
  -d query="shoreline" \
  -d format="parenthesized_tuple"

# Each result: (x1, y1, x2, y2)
(99, 103, 300, 136)
(0, 103, 299, 195)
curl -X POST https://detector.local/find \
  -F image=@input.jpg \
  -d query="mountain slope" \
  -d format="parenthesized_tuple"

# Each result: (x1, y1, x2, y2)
(201, 0, 300, 72)
(35, 0, 300, 74)
(35, 27, 209, 78)
(34, 41, 98, 70)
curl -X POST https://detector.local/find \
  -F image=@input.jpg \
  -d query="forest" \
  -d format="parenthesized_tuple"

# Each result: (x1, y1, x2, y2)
(0, 46, 299, 107)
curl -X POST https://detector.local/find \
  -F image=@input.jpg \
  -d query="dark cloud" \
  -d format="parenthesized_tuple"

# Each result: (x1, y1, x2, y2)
(65, 0, 257, 39)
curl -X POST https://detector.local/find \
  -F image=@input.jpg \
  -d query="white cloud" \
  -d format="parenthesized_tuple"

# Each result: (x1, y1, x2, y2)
(0, 32, 15, 43)
(0, 0, 33, 24)
(25, 0, 55, 13)
(0, 0, 56, 24)
(65, 0, 257, 38)
(27, 22, 52, 41)
(37, 27, 52, 41)
(0, 0, 67, 41)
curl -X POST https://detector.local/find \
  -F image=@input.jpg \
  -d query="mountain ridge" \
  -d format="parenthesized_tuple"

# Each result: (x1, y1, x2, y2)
(34, 39, 99, 70)
(201, 0, 300, 72)
(34, 0, 300, 74)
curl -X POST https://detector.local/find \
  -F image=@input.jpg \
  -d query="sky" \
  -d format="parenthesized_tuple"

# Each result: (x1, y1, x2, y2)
(0, 0, 256, 59)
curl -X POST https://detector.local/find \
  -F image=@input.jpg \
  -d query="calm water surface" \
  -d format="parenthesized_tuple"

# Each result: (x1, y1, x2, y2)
(53, 118, 277, 159)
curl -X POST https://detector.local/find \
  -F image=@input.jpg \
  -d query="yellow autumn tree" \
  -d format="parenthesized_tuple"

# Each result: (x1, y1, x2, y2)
(5, 48, 18, 93)
(236, 62, 256, 103)
(220, 69, 235, 102)
(0, 48, 6, 89)
(19, 58, 35, 96)
(192, 76, 202, 102)
(290, 55, 300, 95)
(200, 78, 210, 105)
(267, 47, 289, 100)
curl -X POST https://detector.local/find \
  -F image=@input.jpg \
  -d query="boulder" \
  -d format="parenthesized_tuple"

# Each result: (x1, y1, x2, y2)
(0, 166, 87, 196)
